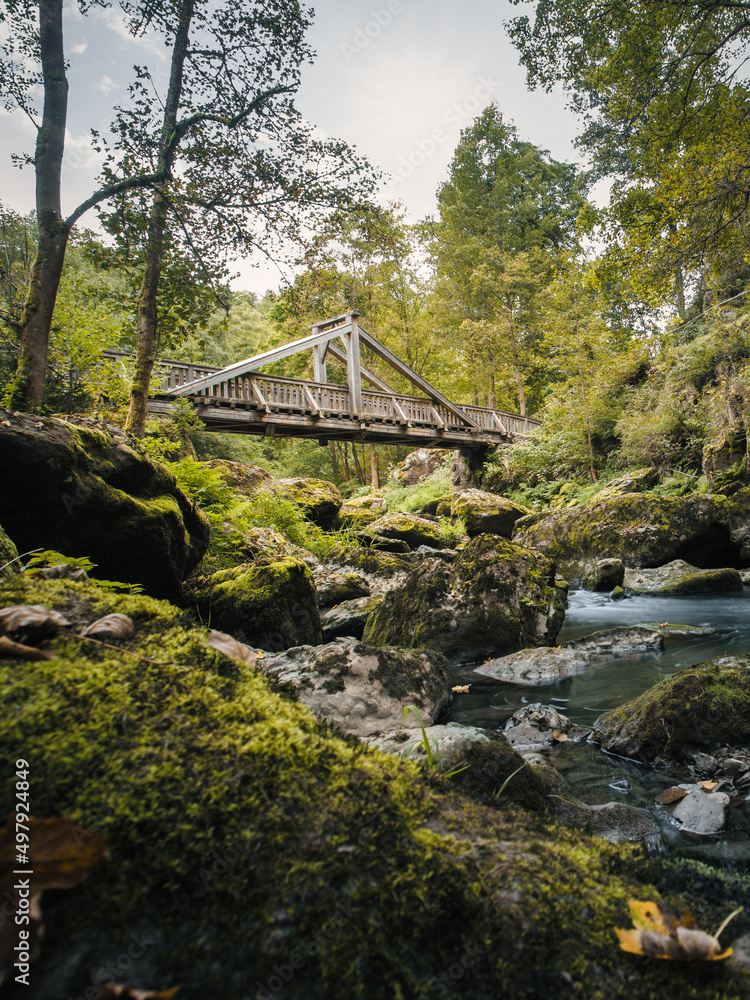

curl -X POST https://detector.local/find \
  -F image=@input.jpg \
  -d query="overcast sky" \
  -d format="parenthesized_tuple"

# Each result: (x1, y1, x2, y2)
(1, 0, 585, 293)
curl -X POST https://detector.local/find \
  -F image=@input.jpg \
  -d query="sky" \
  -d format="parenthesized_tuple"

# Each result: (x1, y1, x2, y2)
(1, 0, 586, 294)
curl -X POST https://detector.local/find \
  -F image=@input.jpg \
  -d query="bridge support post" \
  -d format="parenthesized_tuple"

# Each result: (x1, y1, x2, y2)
(311, 322, 327, 383)
(346, 310, 363, 417)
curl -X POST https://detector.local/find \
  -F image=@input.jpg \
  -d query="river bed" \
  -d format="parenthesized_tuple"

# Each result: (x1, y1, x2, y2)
(448, 588, 750, 863)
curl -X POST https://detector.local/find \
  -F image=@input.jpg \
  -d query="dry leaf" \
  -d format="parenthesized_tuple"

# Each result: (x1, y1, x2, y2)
(99, 985, 182, 1000)
(0, 604, 70, 642)
(82, 614, 135, 641)
(206, 630, 257, 666)
(616, 900, 733, 961)
(452, 685, 470, 693)
(0, 635, 55, 661)
(700, 780, 719, 791)
(656, 786, 689, 805)
(552, 729, 568, 742)
(0, 817, 109, 985)
(255, 650, 266, 659)
(29, 564, 89, 583)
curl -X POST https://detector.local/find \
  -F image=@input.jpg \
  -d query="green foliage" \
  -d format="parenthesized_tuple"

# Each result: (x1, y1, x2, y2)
(381, 458, 453, 514)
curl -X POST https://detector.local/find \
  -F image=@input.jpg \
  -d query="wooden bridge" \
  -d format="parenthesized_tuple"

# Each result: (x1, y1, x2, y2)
(131, 311, 540, 448)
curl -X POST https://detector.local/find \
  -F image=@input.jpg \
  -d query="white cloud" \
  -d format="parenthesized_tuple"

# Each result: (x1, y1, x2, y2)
(71, 41, 88, 55)
(94, 75, 117, 94)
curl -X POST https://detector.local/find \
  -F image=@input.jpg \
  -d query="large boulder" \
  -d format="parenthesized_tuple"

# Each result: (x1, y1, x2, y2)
(594, 468, 660, 499)
(336, 493, 388, 529)
(261, 636, 452, 737)
(320, 594, 383, 641)
(275, 477, 342, 529)
(623, 560, 742, 595)
(0, 522, 18, 573)
(582, 558, 625, 592)
(450, 489, 529, 537)
(513, 491, 750, 584)
(0, 409, 210, 599)
(391, 447, 448, 485)
(363, 534, 568, 664)
(362, 511, 447, 550)
(595, 655, 750, 764)
(313, 566, 371, 607)
(185, 556, 321, 650)
(203, 458, 273, 494)
(323, 544, 415, 593)
(3, 575, 750, 1000)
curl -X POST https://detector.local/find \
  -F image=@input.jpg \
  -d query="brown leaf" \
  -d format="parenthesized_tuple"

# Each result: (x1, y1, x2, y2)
(552, 729, 568, 742)
(0, 817, 108, 985)
(29, 564, 89, 583)
(0, 604, 70, 642)
(700, 780, 719, 791)
(0, 636, 55, 661)
(616, 900, 732, 961)
(452, 685, 470, 693)
(206, 630, 257, 666)
(656, 786, 689, 805)
(81, 614, 135, 641)
(99, 986, 182, 999)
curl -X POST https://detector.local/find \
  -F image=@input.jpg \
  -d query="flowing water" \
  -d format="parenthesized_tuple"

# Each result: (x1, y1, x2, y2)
(448, 588, 750, 862)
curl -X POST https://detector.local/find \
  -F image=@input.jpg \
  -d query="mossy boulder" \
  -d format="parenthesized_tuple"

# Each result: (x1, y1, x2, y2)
(593, 468, 660, 499)
(596, 655, 750, 764)
(450, 488, 529, 537)
(391, 447, 448, 484)
(703, 430, 748, 486)
(362, 511, 446, 550)
(184, 556, 321, 650)
(2, 576, 750, 1000)
(323, 544, 414, 591)
(276, 477, 343, 529)
(261, 636, 452, 737)
(0, 522, 18, 573)
(336, 494, 388, 529)
(363, 534, 568, 664)
(623, 560, 743, 595)
(313, 567, 371, 607)
(582, 558, 625, 592)
(203, 458, 273, 494)
(513, 491, 745, 584)
(414, 493, 453, 519)
(240, 525, 298, 562)
(0, 409, 210, 599)
(320, 594, 383, 641)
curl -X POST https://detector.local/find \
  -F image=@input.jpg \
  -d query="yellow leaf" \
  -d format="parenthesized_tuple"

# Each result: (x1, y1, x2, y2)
(616, 901, 733, 961)
(700, 780, 719, 791)
(452, 685, 470, 693)
(552, 728, 568, 742)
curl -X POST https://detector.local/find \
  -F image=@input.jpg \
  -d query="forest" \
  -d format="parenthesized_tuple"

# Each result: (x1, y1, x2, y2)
(3, 2, 750, 999)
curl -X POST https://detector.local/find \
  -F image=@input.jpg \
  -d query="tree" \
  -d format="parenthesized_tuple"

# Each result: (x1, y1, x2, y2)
(506, 1, 750, 305)
(427, 104, 586, 413)
(1, 0, 375, 419)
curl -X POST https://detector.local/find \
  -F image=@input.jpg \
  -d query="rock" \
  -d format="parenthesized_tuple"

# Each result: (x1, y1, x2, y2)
(551, 797, 662, 844)
(313, 567, 371, 607)
(595, 655, 750, 764)
(336, 494, 388, 529)
(593, 468, 660, 499)
(703, 430, 747, 487)
(273, 477, 343, 529)
(623, 560, 742, 595)
(582, 558, 625, 592)
(203, 458, 273, 494)
(691, 752, 719, 777)
(635, 622, 715, 636)
(323, 544, 414, 594)
(0, 523, 18, 574)
(261, 636, 452, 738)
(610, 586, 626, 600)
(502, 704, 572, 754)
(512, 491, 747, 585)
(363, 535, 568, 664)
(362, 511, 446, 550)
(475, 626, 664, 685)
(0, 409, 210, 599)
(450, 489, 529, 538)
(320, 595, 383, 641)
(671, 786, 730, 835)
(391, 447, 449, 485)
(185, 557, 321, 650)
(742, 570, 750, 585)
(241, 525, 298, 562)
(365, 721, 490, 769)
(414, 494, 453, 519)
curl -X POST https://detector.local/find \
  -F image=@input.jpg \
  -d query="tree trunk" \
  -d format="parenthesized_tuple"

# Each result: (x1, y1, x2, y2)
(351, 442, 365, 484)
(11, 0, 69, 412)
(573, 289, 597, 482)
(369, 444, 379, 489)
(124, 0, 194, 436)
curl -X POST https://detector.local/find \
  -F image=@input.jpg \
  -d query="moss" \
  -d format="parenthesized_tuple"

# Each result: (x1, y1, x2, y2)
(358, 641, 452, 704)
(0, 522, 18, 572)
(1, 577, 750, 999)
(185, 556, 322, 650)
(325, 544, 413, 580)
(275, 478, 342, 529)
(363, 511, 446, 550)
(596, 656, 750, 763)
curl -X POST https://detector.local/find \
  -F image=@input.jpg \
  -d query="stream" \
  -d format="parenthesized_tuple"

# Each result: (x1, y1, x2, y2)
(449, 588, 750, 864)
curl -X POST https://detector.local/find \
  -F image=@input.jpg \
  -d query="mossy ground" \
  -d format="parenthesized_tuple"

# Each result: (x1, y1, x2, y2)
(2, 578, 750, 999)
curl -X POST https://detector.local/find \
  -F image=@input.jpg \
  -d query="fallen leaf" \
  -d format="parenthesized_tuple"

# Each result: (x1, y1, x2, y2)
(82, 614, 135, 641)
(452, 685, 470, 693)
(0, 604, 70, 643)
(0, 636, 55, 661)
(700, 780, 719, 791)
(0, 817, 108, 985)
(552, 729, 568, 742)
(616, 900, 732, 961)
(255, 650, 266, 659)
(28, 564, 89, 583)
(206, 630, 256, 666)
(656, 786, 689, 805)
(99, 985, 182, 999)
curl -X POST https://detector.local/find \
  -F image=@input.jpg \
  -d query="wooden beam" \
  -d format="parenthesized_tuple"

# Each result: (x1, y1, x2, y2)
(302, 384, 321, 418)
(168, 322, 352, 396)
(346, 313, 363, 417)
(326, 341, 395, 392)
(358, 327, 481, 429)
